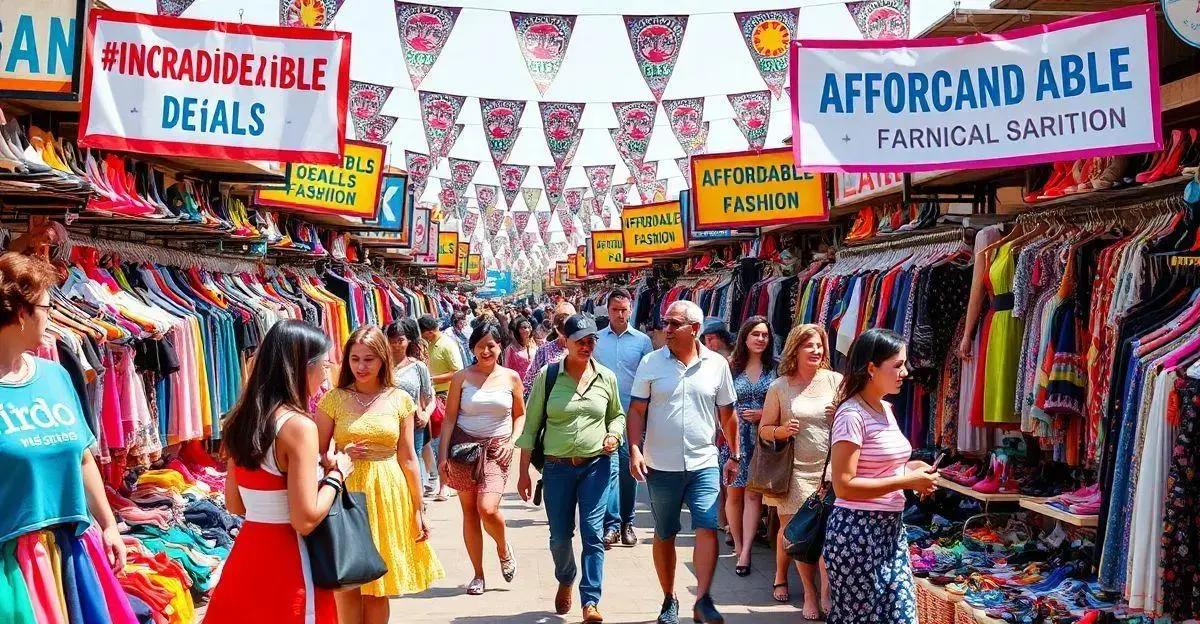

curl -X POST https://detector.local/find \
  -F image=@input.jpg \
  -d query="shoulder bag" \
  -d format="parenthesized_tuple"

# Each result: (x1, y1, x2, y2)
(784, 430, 837, 565)
(746, 433, 794, 497)
(529, 362, 560, 505)
(305, 486, 389, 589)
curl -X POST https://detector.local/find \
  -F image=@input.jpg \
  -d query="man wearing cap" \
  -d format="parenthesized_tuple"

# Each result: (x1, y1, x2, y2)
(628, 300, 737, 624)
(699, 317, 735, 360)
(516, 314, 625, 624)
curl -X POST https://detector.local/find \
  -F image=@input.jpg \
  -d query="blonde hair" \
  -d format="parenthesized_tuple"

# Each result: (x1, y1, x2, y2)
(777, 324, 831, 377)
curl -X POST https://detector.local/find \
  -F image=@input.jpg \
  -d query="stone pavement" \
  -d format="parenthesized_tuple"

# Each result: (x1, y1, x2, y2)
(392, 472, 818, 624)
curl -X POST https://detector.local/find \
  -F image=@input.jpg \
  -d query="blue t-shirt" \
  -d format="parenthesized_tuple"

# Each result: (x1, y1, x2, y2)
(0, 357, 96, 543)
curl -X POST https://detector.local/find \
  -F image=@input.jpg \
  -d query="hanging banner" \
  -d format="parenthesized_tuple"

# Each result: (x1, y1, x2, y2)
(539, 102, 586, 168)
(437, 124, 464, 162)
(409, 207, 433, 264)
(157, 0, 196, 17)
(791, 5, 1161, 173)
(835, 171, 904, 204)
(735, 9, 798, 99)
(535, 210, 552, 238)
(447, 158, 479, 191)
(475, 184, 499, 212)
(349, 80, 393, 140)
(395, 3, 460, 88)
(256, 140, 385, 218)
(634, 161, 659, 202)
(438, 185, 464, 219)
(498, 164, 530, 207)
(80, 10, 350, 163)
(511, 12, 577, 95)
(560, 211, 576, 239)
(1, 1, 86, 100)
(513, 208, 532, 232)
(612, 183, 632, 211)
(540, 165, 568, 209)
(589, 196, 606, 219)
(437, 231, 459, 268)
(623, 15, 688, 101)
(485, 207, 505, 237)
(729, 90, 771, 149)
(418, 91, 466, 158)
(575, 249, 588, 279)
(601, 202, 612, 225)
(564, 187, 587, 217)
(358, 114, 397, 144)
(405, 150, 432, 200)
(675, 156, 692, 182)
(612, 101, 657, 165)
(845, 0, 910, 40)
(591, 230, 652, 272)
(468, 254, 484, 281)
(522, 187, 542, 212)
(462, 210, 480, 241)
(584, 165, 615, 200)
(280, 0, 345, 29)
(415, 213, 439, 266)
(621, 200, 685, 257)
(567, 254, 578, 280)
(690, 147, 827, 229)
(662, 97, 709, 155)
(556, 262, 569, 285)
(363, 172, 409, 235)
(479, 97, 525, 167)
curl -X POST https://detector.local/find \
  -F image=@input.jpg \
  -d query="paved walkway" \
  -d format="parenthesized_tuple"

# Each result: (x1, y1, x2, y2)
(393, 472, 818, 624)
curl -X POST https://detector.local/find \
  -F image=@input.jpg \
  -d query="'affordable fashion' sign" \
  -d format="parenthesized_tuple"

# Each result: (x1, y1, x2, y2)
(620, 200, 685, 258)
(80, 10, 350, 163)
(691, 148, 827, 230)
(590, 230, 651, 273)
(790, 5, 1161, 172)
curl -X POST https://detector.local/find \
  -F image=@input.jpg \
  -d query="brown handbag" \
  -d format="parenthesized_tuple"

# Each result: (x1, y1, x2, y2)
(746, 433, 794, 497)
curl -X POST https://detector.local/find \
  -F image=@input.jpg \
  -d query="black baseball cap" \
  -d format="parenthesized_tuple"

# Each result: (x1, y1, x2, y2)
(564, 314, 598, 341)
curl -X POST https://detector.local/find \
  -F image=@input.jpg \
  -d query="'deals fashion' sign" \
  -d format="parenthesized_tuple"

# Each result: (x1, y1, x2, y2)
(256, 141, 385, 219)
(80, 10, 350, 163)
(791, 5, 1160, 172)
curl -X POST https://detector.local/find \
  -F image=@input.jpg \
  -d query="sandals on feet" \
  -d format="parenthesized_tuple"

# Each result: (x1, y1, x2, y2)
(500, 546, 516, 583)
(802, 604, 825, 621)
(466, 577, 485, 595)
(772, 582, 790, 603)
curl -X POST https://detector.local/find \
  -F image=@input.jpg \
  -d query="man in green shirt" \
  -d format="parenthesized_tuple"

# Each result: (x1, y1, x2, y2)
(515, 314, 624, 624)
(419, 314, 464, 395)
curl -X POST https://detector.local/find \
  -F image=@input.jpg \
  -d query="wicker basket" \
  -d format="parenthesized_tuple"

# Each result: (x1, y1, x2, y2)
(954, 601, 976, 624)
(916, 579, 959, 624)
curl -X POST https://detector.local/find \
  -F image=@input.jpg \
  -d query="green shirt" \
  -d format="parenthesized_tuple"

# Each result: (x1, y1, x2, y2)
(516, 360, 626, 458)
(428, 332, 464, 393)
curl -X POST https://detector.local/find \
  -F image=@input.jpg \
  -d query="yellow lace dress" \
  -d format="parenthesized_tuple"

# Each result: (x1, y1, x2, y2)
(317, 388, 444, 597)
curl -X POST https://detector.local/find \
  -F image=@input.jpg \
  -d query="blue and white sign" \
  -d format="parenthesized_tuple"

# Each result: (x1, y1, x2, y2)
(1164, 0, 1200, 49)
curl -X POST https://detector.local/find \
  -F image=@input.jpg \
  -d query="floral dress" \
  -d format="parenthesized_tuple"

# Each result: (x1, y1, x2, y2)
(719, 367, 776, 488)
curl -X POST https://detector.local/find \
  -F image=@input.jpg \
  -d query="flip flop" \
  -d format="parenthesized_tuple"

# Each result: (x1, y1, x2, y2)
(772, 582, 790, 603)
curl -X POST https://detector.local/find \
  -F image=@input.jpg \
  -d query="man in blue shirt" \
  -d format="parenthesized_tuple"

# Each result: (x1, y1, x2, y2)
(593, 288, 653, 549)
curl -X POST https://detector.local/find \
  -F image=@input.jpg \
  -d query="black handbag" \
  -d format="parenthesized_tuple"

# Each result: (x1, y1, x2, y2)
(305, 488, 389, 589)
(449, 441, 482, 464)
(783, 438, 836, 565)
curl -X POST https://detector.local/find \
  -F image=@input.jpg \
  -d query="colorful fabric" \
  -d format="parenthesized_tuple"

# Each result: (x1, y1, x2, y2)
(824, 508, 917, 624)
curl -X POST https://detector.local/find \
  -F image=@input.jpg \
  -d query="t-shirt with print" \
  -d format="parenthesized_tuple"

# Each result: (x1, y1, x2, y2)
(830, 396, 912, 512)
(0, 356, 97, 543)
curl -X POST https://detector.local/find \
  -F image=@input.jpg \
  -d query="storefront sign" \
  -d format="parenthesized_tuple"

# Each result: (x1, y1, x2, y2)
(791, 5, 1161, 172)
(567, 253, 578, 279)
(591, 230, 651, 272)
(620, 200, 685, 258)
(1163, 0, 1200, 49)
(575, 245, 588, 278)
(835, 171, 903, 204)
(691, 147, 827, 229)
(256, 141, 385, 218)
(457, 242, 469, 275)
(0, 0, 86, 100)
(680, 190, 757, 241)
(80, 10, 350, 163)
(437, 231, 458, 268)
(556, 261, 569, 285)
(360, 173, 409, 239)
(467, 254, 483, 281)
(411, 207, 435, 264)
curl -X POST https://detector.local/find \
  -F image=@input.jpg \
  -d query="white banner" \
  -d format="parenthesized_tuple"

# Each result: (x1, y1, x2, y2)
(790, 5, 1160, 173)
(80, 10, 351, 164)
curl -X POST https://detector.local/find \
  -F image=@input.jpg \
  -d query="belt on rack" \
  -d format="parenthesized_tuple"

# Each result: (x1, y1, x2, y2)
(544, 454, 604, 467)
(991, 293, 1015, 312)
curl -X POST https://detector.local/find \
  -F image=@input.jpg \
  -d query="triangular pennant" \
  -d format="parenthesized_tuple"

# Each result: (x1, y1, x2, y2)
(564, 187, 586, 217)
(634, 161, 659, 202)
(462, 210, 480, 240)
(499, 164, 530, 208)
(485, 208, 505, 237)
(157, 0, 197, 16)
(511, 12, 577, 96)
(662, 97, 709, 155)
(522, 188, 542, 212)
(557, 207, 572, 232)
(280, 0, 345, 28)
(522, 231, 540, 251)
(535, 210, 552, 238)
(601, 202, 612, 224)
(439, 185, 468, 220)
(418, 92, 466, 158)
(623, 15, 688, 101)
(358, 115, 397, 144)
(612, 184, 632, 210)
(395, 3, 462, 88)
(728, 90, 772, 150)
(734, 10, 798, 99)
(584, 165, 615, 201)
(513, 209, 531, 233)
(348, 81, 393, 139)
(475, 184, 499, 212)
(438, 124, 464, 161)
(611, 101, 657, 169)
(539, 102, 586, 168)
(539, 165, 568, 211)
(845, 0, 910, 40)
(479, 98, 526, 168)
(589, 196, 605, 218)
(676, 156, 692, 183)
(405, 150, 432, 201)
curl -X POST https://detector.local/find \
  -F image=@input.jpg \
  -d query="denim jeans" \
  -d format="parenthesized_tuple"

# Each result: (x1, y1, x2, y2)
(543, 456, 614, 608)
(413, 423, 429, 483)
(604, 439, 637, 531)
(645, 466, 720, 540)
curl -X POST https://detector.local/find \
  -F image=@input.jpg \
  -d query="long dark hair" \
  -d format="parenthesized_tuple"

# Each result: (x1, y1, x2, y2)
(469, 321, 504, 351)
(730, 316, 777, 377)
(222, 320, 330, 469)
(510, 317, 533, 348)
(837, 328, 906, 408)
(386, 318, 423, 358)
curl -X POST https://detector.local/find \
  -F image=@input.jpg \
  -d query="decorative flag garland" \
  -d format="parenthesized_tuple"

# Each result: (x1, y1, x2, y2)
(511, 12, 577, 95)
(462, 210, 480, 240)
(612, 101, 657, 168)
(419, 91, 466, 159)
(634, 161, 659, 202)
(734, 9, 798, 99)
(475, 183, 499, 212)
(612, 183, 632, 210)
(498, 164, 530, 207)
(479, 98, 525, 168)
(564, 187, 586, 217)
(536, 210, 552, 238)
(405, 150, 432, 201)
(845, 0, 910, 40)
(662, 97, 709, 155)
(623, 15, 688, 101)
(539, 102, 586, 168)
(395, 3, 462, 88)
(279, 0, 344, 28)
(447, 158, 480, 192)
(358, 115, 397, 144)
(439, 185, 466, 219)
(584, 165, 615, 201)
(728, 90, 771, 149)
(348, 81, 394, 142)
(522, 188, 542, 212)
(540, 165, 568, 210)
(157, 0, 196, 16)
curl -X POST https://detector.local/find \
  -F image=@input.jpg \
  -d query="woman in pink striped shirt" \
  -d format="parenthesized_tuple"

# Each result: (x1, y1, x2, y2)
(824, 329, 938, 624)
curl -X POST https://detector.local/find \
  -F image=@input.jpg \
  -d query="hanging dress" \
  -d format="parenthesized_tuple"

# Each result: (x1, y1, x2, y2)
(983, 242, 1025, 424)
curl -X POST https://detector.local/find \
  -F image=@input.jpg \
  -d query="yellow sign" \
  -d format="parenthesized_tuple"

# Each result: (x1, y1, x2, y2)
(257, 141, 387, 218)
(620, 200, 685, 258)
(575, 245, 588, 278)
(556, 262, 569, 285)
(437, 232, 458, 268)
(567, 254, 578, 279)
(467, 254, 483, 281)
(456, 242, 469, 275)
(690, 147, 827, 230)
(591, 231, 651, 272)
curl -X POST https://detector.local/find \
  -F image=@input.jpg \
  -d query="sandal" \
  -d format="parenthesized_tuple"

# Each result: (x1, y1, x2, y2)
(500, 545, 516, 583)
(466, 577, 485, 595)
(772, 582, 790, 603)
(802, 604, 823, 621)
(734, 557, 752, 577)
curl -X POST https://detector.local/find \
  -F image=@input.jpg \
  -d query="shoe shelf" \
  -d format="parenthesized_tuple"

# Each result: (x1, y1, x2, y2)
(1020, 174, 1192, 212)
(936, 476, 1024, 503)
(1018, 498, 1098, 528)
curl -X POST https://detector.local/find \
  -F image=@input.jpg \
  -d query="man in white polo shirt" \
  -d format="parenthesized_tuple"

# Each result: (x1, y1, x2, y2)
(627, 299, 737, 624)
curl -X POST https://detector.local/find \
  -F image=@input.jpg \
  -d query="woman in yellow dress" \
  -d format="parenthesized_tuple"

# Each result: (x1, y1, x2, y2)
(316, 325, 444, 624)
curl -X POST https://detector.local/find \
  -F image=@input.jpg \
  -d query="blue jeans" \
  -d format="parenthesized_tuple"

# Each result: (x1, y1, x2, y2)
(604, 439, 637, 531)
(543, 456, 614, 608)
(413, 423, 429, 482)
(645, 466, 720, 540)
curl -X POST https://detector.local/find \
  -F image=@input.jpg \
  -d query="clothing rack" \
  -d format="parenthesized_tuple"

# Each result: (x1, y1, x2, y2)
(836, 227, 971, 257)
(1015, 195, 1186, 226)
(71, 234, 263, 274)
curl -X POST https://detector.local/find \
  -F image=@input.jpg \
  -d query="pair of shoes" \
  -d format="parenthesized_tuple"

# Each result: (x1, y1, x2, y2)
(621, 523, 637, 546)
(555, 583, 572, 615)
(603, 528, 619, 550)
(693, 594, 724, 624)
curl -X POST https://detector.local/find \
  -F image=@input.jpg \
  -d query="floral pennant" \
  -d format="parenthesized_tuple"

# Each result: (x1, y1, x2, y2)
(405, 150, 432, 201)
(623, 15, 688, 101)
(447, 158, 479, 191)
(511, 12, 577, 95)
(611, 101, 657, 168)
(521, 188, 542, 212)
(358, 115, 397, 144)
(279, 0, 345, 28)
(522, 231, 540, 250)
(479, 98, 526, 168)
(676, 156, 692, 182)
(662, 97, 709, 155)
(539, 102, 586, 168)
(601, 202, 612, 224)
(728, 90, 771, 149)
(588, 196, 605, 219)
(498, 164, 530, 208)
(462, 210, 480, 241)
(634, 162, 659, 203)
(513, 209, 531, 233)
(438, 124, 464, 162)
(439, 185, 468, 220)
(564, 187, 586, 217)
(584, 165, 615, 201)
(535, 210, 552, 238)
(157, 0, 197, 16)
(419, 91, 466, 158)
(348, 81, 392, 139)
(539, 165, 568, 211)
(845, 0, 910, 40)
(485, 208, 505, 238)
(612, 183, 632, 210)
(395, 3, 462, 88)
(475, 184, 499, 212)
(734, 10, 798, 99)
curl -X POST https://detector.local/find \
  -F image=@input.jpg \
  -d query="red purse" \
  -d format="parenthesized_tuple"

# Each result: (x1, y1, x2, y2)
(430, 395, 446, 439)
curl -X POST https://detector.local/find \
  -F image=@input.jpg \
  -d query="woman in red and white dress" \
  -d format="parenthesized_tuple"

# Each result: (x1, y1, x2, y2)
(205, 320, 356, 624)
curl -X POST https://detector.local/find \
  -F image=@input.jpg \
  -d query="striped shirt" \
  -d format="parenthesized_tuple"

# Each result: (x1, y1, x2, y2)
(831, 397, 912, 512)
